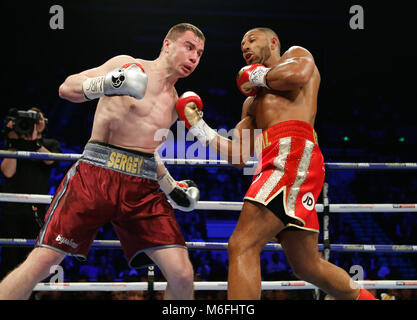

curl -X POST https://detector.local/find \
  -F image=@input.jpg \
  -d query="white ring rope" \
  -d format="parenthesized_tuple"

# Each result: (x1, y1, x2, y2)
(0, 192, 416, 212)
(2, 238, 416, 253)
(33, 280, 417, 291)
(1, 152, 416, 295)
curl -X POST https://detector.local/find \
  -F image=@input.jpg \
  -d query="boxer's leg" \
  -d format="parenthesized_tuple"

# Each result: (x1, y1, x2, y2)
(146, 247, 194, 300)
(0, 247, 65, 300)
(227, 200, 285, 300)
(280, 230, 376, 300)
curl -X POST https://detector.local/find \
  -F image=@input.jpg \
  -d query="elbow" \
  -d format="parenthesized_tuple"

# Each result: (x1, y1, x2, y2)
(230, 159, 247, 169)
(58, 82, 69, 99)
(288, 71, 311, 87)
(1, 166, 15, 178)
(227, 155, 246, 168)
(288, 59, 315, 87)
(3, 171, 15, 178)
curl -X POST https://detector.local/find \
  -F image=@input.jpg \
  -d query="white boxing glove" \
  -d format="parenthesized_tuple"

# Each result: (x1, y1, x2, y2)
(82, 62, 147, 100)
(158, 171, 200, 212)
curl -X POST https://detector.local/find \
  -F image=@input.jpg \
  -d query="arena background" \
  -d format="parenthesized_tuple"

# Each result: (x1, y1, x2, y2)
(0, 1, 416, 300)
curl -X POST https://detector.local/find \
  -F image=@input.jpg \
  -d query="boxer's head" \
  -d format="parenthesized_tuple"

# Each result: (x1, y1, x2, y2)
(161, 23, 205, 77)
(241, 27, 280, 66)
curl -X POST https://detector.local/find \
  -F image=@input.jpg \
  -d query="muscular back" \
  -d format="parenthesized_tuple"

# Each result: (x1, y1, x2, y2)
(90, 58, 178, 153)
(243, 48, 321, 130)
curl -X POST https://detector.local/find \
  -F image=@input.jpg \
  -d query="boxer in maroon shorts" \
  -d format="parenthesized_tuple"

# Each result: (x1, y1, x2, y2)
(37, 142, 187, 268)
(176, 27, 377, 300)
(0, 23, 205, 300)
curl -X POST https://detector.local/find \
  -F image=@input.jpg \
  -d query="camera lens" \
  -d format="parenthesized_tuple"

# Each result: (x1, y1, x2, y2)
(14, 117, 35, 137)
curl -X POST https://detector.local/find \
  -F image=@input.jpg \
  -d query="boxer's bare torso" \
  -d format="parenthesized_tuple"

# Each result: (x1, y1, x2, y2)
(90, 58, 179, 154)
(242, 47, 321, 131)
(60, 30, 204, 155)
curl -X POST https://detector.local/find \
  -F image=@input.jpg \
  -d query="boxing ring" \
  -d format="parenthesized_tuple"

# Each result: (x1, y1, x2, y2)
(1, 150, 417, 296)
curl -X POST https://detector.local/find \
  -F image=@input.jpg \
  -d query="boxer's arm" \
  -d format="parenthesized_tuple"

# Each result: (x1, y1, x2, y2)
(58, 55, 137, 103)
(265, 46, 315, 91)
(154, 151, 169, 179)
(209, 98, 256, 168)
(155, 150, 200, 212)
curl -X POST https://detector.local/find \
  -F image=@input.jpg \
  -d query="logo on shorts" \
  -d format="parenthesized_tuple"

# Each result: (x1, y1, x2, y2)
(107, 151, 144, 174)
(302, 192, 315, 211)
(55, 234, 78, 249)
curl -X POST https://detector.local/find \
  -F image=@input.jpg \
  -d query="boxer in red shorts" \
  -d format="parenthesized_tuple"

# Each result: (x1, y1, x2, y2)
(0, 23, 204, 300)
(244, 120, 324, 235)
(176, 27, 377, 300)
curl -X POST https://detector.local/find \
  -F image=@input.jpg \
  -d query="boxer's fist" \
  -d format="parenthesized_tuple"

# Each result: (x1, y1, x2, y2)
(158, 172, 200, 212)
(103, 63, 147, 99)
(236, 64, 270, 96)
(176, 91, 217, 145)
(176, 91, 203, 128)
(83, 63, 148, 100)
(169, 180, 200, 212)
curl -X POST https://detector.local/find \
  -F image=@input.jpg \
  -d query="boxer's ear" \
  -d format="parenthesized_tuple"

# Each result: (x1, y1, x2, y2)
(162, 39, 172, 53)
(270, 37, 279, 51)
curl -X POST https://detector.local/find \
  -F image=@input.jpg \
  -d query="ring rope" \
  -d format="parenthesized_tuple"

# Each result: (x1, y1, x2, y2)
(0, 193, 416, 212)
(32, 280, 417, 291)
(1, 150, 417, 170)
(1, 238, 416, 253)
(2, 151, 416, 294)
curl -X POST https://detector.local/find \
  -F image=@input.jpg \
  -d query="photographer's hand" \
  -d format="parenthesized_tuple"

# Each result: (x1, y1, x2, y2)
(6, 120, 18, 141)
(30, 126, 55, 165)
(1, 121, 18, 177)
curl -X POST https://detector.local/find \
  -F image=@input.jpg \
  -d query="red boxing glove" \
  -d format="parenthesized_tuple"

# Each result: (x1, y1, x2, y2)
(175, 91, 203, 128)
(236, 64, 271, 96)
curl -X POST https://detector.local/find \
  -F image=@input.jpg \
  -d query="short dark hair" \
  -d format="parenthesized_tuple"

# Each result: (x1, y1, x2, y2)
(249, 27, 280, 53)
(165, 23, 205, 42)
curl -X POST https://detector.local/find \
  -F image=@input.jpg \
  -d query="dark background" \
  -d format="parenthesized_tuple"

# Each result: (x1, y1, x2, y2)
(0, 0, 416, 299)
(1, 0, 416, 157)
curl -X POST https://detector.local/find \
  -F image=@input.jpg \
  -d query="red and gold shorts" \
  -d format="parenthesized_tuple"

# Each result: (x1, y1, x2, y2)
(36, 141, 186, 268)
(244, 120, 325, 234)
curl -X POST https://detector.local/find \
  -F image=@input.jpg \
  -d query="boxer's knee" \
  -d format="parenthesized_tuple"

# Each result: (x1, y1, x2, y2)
(25, 247, 65, 279)
(228, 232, 262, 259)
(228, 233, 243, 257)
(166, 261, 194, 291)
(289, 256, 323, 282)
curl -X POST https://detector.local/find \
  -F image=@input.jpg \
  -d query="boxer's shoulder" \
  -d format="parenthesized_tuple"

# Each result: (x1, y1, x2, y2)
(133, 58, 154, 72)
(282, 46, 313, 59)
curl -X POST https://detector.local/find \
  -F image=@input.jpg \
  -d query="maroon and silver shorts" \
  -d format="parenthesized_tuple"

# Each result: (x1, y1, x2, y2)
(36, 141, 186, 268)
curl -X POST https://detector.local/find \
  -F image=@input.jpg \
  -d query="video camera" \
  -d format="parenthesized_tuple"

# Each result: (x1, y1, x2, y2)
(4, 108, 48, 139)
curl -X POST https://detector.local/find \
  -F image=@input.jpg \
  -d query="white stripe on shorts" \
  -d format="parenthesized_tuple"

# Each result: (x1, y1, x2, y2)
(254, 137, 292, 202)
(286, 140, 315, 217)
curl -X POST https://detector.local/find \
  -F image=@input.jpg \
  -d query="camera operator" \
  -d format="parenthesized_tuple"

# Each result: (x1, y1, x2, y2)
(0, 107, 61, 278)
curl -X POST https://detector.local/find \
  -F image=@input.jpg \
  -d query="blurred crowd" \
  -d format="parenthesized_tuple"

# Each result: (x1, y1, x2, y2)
(0, 96, 416, 300)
